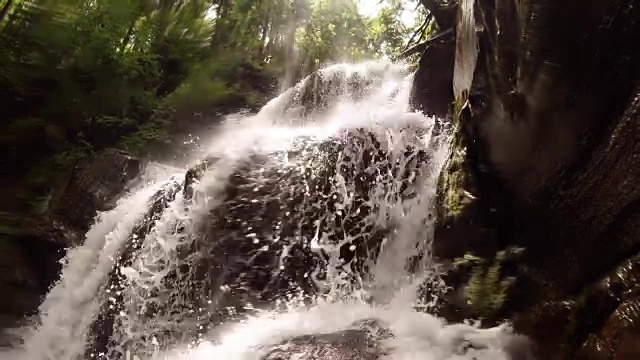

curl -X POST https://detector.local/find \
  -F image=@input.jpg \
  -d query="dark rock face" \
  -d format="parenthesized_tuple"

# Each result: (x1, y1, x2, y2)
(196, 128, 431, 305)
(52, 148, 142, 234)
(579, 300, 640, 359)
(410, 30, 455, 119)
(0, 149, 141, 336)
(0, 235, 61, 336)
(422, 0, 640, 358)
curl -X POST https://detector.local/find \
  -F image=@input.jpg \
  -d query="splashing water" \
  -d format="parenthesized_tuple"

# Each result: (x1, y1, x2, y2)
(6, 61, 533, 360)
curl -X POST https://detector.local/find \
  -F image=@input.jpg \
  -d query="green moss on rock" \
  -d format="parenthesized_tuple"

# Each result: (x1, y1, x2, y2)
(438, 99, 477, 223)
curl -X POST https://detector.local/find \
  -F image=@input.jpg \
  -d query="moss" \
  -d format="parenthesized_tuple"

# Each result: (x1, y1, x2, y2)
(438, 97, 476, 222)
(441, 146, 472, 219)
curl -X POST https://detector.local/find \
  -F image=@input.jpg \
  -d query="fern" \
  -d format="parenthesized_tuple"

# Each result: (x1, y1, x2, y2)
(462, 248, 522, 318)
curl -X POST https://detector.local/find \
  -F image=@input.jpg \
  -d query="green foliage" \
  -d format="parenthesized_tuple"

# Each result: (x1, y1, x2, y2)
(464, 258, 512, 318)
(0, 0, 431, 213)
(296, 0, 369, 72)
(0, 0, 213, 213)
(293, 0, 417, 73)
(365, 0, 410, 59)
(0, 0, 212, 138)
(460, 247, 523, 318)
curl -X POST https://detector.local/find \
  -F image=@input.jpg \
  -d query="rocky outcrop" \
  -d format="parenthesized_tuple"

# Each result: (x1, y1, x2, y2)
(1, 149, 142, 245)
(419, 0, 640, 358)
(409, 28, 455, 119)
(262, 61, 409, 125)
(89, 128, 435, 358)
(51, 148, 142, 234)
(258, 318, 536, 360)
(0, 149, 141, 334)
(261, 320, 390, 360)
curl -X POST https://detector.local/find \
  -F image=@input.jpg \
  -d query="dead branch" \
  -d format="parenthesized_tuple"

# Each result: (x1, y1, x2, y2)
(396, 27, 454, 60)
(404, 13, 434, 52)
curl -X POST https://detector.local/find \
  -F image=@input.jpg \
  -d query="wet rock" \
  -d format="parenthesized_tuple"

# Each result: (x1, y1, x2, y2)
(512, 301, 577, 359)
(88, 179, 184, 360)
(572, 255, 640, 359)
(500, 245, 640, 359)
(51, 148, 142, 234)
(195, 129, 431, 303)
(261, 319, 390, 360)
(260, 319, 536, 360)
(409, 29, 455, 119)
(261, 329, 383, 360)
(0, 149, 141, 337)
(0, 234, 63, 332)
(97, 127, 435, 357)
(577, 299, 640, 359)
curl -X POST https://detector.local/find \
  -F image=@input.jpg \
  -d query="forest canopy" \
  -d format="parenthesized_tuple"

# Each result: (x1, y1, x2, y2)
(0, 0, 436, 214)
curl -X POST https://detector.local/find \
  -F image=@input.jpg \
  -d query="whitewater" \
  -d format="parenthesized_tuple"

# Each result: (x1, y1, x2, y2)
(1, 61, 534, 360)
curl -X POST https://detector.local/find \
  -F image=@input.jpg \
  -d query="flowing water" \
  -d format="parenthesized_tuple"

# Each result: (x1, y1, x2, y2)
(4, 61, 533, 360)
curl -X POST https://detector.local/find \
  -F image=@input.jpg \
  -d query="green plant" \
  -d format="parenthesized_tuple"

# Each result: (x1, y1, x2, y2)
(460, 247, 523, 318)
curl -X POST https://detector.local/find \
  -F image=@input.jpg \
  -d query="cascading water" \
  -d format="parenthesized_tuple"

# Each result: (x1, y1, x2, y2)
(5, 61, 533, 360)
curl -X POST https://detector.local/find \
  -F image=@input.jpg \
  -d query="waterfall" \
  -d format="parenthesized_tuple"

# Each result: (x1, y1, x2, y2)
(6, 61, 533, 360)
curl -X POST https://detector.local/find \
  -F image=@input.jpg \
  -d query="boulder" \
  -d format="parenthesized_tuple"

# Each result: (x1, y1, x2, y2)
(261, 320, 390, 360)
(89, 126, 435, 358)
(261, 62, 410, 125)
(259, 317, 536, 360)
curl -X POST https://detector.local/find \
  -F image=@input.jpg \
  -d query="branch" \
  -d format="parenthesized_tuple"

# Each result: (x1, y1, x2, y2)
(404, 13, 434, 52)
(396, 27, 454, 60)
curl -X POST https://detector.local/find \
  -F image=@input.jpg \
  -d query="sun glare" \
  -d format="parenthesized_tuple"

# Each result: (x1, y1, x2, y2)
(358, 0, 420, 26)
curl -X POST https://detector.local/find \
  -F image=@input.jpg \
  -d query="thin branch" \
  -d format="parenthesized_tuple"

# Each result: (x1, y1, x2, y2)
(403, 13, 434, 52)
(396, 27, 454, 60)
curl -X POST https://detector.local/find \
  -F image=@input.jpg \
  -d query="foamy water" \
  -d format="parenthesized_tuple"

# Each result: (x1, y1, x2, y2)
(20, 183, 179, 360)
(3, 61, 533, 360)
(155, 298, 531, 360)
